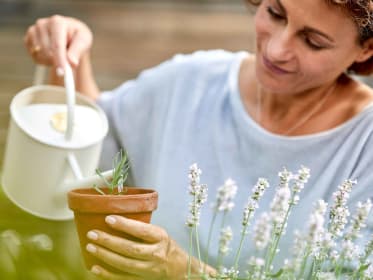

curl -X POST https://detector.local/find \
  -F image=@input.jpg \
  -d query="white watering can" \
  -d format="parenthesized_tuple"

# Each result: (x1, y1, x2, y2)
(2, 65, 112, 221)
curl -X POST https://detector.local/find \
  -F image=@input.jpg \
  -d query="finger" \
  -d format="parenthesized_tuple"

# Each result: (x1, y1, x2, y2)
(24, 26, 41, 59)
(90, 265, 142, 280)
(87, 230, 158, 261)
(48, 15, 69, 70)
(24, 25, 36, 50)
(105, 215, 166, 243)
(86, 243, 151, 276)
(66, 28, 91, 67)
(34, 18, 53, 63)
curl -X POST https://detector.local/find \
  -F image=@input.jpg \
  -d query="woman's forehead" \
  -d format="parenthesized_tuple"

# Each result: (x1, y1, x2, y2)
(272, 0, 358, 37)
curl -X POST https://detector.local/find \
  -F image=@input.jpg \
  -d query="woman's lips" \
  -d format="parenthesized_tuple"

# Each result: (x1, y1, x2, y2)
(262, 56, 292, 75)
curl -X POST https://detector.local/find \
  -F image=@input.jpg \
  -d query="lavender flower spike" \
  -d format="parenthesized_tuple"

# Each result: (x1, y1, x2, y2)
(186, 163, 208, 227)
(329, 179, 357, 237)
(212, 178, 237, 212)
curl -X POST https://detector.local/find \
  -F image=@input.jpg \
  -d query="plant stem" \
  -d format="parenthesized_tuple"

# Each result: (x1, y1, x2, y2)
(298, 246, 310, 279)
(204, 211, 217, 273)
(216, 213, 228, 277)
(232, 224, 247, 270)
(265, 194, 295, 274)
(188, 228, 194, 280)
(195, 226, 202, 269)
(232, 211, 253, 271)
(334, 258, 344, 279)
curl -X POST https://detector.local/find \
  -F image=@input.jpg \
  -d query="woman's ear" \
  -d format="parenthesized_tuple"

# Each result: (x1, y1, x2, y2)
(356, 37, 373, 63)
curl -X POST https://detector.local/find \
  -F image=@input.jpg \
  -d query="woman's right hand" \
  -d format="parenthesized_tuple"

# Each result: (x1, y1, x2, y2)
(24, 15, 93, 74)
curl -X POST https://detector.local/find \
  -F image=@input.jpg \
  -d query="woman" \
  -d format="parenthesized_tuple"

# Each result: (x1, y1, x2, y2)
(24, 0, 373, 279)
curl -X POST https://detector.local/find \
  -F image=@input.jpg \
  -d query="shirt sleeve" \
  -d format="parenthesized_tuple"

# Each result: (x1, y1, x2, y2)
(96, 54, 185, 170)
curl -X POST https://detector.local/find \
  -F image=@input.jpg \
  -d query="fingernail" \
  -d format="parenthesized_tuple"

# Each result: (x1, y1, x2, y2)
(91, 265, 101, 275)
(86, 243, 97, 253)
(87, 231, 98, 240)
(69, 54, 79, 65)
(105, 216, 116, 225)
(56, 67, 64, 77)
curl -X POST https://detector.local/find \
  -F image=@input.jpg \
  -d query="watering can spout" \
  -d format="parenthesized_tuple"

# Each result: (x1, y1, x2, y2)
(62, 169, 114, 193)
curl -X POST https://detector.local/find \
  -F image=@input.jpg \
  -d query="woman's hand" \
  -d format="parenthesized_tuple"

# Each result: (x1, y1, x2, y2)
(86, 215, 215, 280)
(24, 15, 93, 72)
(24, 15, 100, 100)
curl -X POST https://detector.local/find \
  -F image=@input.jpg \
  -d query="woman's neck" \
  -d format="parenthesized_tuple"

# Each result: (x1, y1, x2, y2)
(257, 82, 337, 135)
(238, 57, 370, 136)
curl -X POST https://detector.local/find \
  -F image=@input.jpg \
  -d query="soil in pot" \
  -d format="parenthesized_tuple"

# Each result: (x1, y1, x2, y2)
(67, 187, 158, 272)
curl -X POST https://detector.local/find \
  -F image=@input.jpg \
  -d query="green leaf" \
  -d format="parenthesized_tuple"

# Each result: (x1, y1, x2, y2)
(266, 268, 284, 278)
(93, 185, 105, 195)
(94, 149, 130, 195)
(358, 263, 371, 273)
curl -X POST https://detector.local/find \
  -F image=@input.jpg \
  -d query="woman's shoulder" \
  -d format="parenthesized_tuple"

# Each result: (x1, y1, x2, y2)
(133, 49, 249, 85)
(331, 75, 373, 121)
(349, 77, 373, 115)
(162, 49, 250, 76)
(170, 49, 249, 64)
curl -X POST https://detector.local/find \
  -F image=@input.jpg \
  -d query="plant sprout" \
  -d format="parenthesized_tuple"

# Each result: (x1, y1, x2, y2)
(94, 149, 130, 195)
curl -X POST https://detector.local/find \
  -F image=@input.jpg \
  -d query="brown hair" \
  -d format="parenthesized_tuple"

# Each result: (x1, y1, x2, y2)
(246, 0, 373, 75)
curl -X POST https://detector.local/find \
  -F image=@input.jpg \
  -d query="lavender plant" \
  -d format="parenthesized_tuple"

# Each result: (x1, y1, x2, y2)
(185, 164, 373, 280)
(94, 149, 130, 195)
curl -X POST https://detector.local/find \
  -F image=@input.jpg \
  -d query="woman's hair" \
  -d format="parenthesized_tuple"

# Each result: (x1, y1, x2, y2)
(246, 0, 373, 75)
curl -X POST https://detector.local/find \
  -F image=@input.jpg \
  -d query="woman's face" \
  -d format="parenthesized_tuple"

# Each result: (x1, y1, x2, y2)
(254, 0, 366, 94)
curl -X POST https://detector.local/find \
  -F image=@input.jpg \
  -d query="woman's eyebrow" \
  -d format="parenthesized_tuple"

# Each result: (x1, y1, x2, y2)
(276, 0, 335, 43)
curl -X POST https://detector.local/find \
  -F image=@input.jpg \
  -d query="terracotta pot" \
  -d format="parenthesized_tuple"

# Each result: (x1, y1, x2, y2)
(67, 187, 158, 271)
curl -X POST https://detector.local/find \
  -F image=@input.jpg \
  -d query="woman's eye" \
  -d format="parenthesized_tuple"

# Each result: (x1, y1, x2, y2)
(266, 6, 284, 20)
(304, 37, 325, 50)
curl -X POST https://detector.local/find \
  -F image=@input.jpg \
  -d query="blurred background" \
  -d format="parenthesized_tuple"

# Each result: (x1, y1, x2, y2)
(0, 0, 254, 279)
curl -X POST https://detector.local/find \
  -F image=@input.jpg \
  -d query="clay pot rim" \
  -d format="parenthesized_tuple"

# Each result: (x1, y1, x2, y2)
(67, 187, 158, 213)
(68, 186, 157, 198)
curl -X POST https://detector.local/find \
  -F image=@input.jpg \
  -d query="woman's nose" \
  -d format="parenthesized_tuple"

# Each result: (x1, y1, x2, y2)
(266, 28, 294, 62)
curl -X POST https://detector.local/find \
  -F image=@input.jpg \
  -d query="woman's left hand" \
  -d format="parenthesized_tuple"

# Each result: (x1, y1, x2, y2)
(85, 215, 194, 280)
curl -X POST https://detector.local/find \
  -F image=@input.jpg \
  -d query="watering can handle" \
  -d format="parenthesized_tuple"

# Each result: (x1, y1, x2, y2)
(33, 64, 75, 141)
(63, 64, 75, 141)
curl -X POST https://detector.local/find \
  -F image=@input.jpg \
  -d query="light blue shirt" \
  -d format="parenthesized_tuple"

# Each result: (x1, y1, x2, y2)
(97, 50, 373, 270)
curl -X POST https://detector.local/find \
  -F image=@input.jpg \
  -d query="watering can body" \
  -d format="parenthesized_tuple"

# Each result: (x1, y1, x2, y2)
(2, 70, 110, 221)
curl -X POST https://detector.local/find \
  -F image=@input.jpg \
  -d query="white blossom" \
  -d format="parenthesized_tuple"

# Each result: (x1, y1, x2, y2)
(340, 239, 360, 261)
(219, 267, 239, 279)
(218, 226, 233, 256)
(188, 163, 202, 194)
(186, 163, 208, 227)
(315, 272, 337, 280)
(329, 179, 356, 237)
(307, 200, 328, 245)
(285, 230, 308, 273)
(268, 168, 294, 236)
(345, 199, 372, 241)
(246, 257, 266, 280)
(270, 186, 291, 233)
(253, 212, 272, 250)
(292, 166, 310, 193)
(312, 231, 335, 260)
(329, 249, 340, 262)
(212, 178, 237, 212)
(242, 178, 269, 227)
